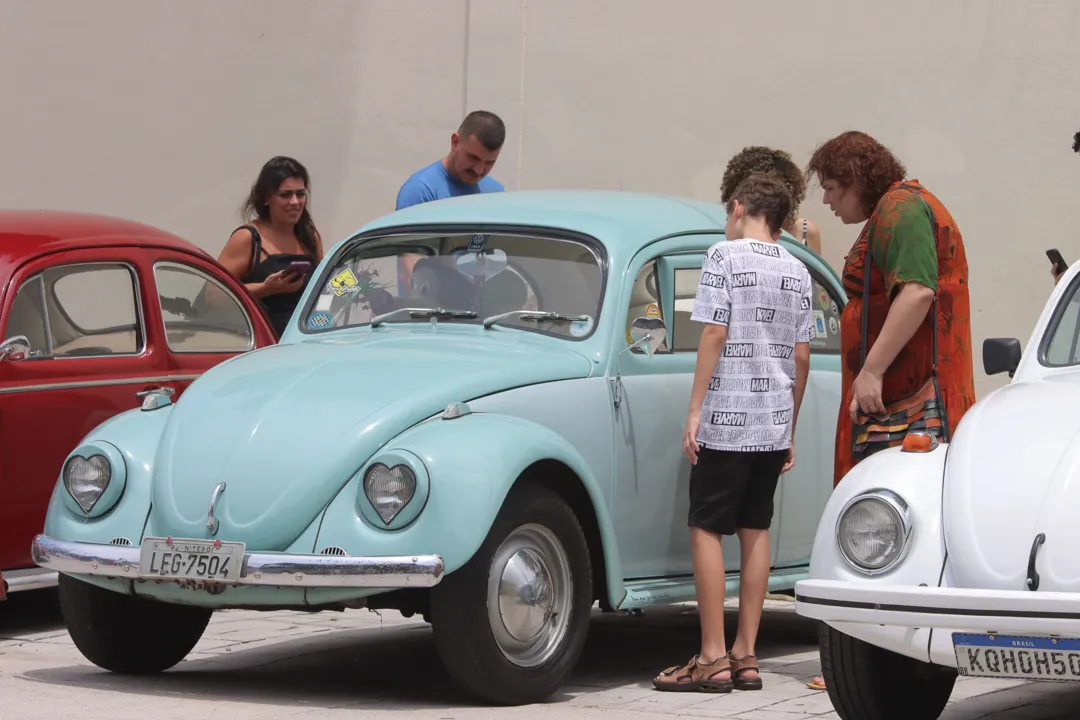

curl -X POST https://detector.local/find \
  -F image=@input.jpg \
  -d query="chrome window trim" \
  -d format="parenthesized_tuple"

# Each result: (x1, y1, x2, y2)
(0, 373, 200, 395)
(152, 261, 256, 353)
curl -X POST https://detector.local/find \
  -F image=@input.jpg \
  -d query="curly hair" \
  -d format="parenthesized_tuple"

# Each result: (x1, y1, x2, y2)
(726, 173, 793, 236)
(721, 146, 806, 229)
(807, 131, 907, 215)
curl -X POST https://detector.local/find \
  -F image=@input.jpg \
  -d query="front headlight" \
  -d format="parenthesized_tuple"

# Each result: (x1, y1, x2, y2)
(364, 463, 417, 524)
(836, 490, 912, 574)
(356, 449, 430, 530)
(60, 442, 127, 518)
(64, 455, 111, 512)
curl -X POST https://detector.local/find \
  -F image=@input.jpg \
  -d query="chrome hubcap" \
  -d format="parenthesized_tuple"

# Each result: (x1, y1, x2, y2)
(487, 523, 573, 667)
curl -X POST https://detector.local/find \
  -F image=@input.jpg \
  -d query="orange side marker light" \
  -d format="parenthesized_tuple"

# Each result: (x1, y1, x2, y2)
(901, 432, 938, 453)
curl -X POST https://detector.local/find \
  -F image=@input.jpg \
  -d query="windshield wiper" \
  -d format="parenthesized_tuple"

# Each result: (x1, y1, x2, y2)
(370, 307, 478, 328)
(482, 310, 590, 330)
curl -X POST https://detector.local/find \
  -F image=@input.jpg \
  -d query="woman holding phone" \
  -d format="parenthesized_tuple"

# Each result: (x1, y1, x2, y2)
(218, 156, 325, 337)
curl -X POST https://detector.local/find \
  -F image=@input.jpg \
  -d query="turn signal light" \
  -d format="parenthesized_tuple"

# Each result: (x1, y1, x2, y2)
(901, 432, 938, 453)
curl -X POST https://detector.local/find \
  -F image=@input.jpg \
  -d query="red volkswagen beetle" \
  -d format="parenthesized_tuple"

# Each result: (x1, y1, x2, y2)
(0, 210, 277, 600)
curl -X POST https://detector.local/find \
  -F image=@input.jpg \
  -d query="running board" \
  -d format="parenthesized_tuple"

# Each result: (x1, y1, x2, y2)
(618, 566, 808, 610)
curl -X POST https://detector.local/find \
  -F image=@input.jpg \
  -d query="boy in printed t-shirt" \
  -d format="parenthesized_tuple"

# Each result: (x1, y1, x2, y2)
(653, 174, 814, 693)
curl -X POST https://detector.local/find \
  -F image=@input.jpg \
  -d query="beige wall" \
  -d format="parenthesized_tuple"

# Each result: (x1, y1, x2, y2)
(4, 0, 1080, 395)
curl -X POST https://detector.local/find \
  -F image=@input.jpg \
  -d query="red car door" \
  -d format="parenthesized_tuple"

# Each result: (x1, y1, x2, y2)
(142, 249, 276, 388)
(0, 246, 172, 571)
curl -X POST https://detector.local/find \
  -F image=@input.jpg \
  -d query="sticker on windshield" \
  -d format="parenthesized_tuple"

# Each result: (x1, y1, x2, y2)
(829, 316, 838, 335)
(570, 316, 593, 337)
(468, 234, 488, 252)
(645, 303, 661, 319)
(817, 286, 830, 310)
(308, 311, 333, 330)
(814, 310, 826, 337)
(330, 268, 359, 296)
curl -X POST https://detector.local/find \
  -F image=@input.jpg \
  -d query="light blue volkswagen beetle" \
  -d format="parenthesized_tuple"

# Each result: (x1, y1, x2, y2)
(32, 190, 845, 705)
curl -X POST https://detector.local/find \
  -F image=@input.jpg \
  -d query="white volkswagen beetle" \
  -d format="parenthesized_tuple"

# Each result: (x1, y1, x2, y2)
(795, 263, 1080, 720)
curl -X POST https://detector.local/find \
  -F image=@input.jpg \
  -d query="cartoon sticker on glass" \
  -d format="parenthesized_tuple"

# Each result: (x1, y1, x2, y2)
(829, 316, 838, 336)
(645, 303, 661, 319)
(330, 268, 359, 297)
(817, 286, 830, 311)
(813, 309, 827, 337)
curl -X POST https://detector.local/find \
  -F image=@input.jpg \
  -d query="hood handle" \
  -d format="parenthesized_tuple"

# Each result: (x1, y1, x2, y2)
(1026, 533, 1046, 592)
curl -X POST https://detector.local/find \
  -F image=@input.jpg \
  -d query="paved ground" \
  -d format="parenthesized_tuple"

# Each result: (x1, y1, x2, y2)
(2, 589, 1078, 718)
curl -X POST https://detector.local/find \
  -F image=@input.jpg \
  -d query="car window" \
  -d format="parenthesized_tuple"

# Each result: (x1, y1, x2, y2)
(668, 261, 843, 354)
(301, 232, 601, 340)
(5, 276, 51, 358)
(1043, 281, 1080, 366)
(625, 260, 668, 352)
(9, 263, 143, 359)
(154, 262, 254, 353)
(672, 267, 705, 352)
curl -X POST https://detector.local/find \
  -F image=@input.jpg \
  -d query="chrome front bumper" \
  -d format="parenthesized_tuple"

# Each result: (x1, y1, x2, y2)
(795, 579, 1080, 636)
(31, 534, 444, 589)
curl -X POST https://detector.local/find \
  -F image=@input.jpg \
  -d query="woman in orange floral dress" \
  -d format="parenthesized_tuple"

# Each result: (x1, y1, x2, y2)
(803, 131, 976, 691)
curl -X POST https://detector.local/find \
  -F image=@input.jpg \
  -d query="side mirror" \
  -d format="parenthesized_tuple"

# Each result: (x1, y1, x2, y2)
(612, 317, 669, 409)
(0, 335, 30, 362)
(628, 316, 668, 357)
(983, 337, 1021, 377)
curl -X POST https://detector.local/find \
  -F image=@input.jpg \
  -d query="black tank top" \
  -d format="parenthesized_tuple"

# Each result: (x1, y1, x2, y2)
(237, 225, 315, 337)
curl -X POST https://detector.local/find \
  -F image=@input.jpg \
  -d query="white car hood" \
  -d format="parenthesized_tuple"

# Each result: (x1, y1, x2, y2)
(943, 374, 1080, 593)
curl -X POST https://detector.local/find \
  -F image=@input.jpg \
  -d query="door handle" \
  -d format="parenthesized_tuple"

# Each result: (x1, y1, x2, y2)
(136, 386, 176, 398)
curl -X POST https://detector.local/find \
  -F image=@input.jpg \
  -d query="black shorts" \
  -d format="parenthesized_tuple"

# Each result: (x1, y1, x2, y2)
(688, 447, 787, 536)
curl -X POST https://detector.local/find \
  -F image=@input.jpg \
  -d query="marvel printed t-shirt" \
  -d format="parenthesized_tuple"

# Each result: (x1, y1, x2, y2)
(690, 238, 816, 452)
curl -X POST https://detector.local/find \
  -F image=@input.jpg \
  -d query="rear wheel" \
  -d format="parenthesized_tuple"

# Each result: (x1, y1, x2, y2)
(59, 574, 212, 673)
(819, 622, 957, 720)
(430, 483, 593, 705)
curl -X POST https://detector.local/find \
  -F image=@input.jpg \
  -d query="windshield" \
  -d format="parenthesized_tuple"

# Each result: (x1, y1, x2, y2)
(300, 231, 604, 339)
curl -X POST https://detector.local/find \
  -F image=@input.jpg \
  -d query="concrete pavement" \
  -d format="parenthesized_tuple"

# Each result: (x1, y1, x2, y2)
(1, 589, 1078, 718)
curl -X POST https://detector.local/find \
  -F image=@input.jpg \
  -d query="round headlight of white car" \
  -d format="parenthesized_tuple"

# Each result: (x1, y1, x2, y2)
(836, 490, 912, 574)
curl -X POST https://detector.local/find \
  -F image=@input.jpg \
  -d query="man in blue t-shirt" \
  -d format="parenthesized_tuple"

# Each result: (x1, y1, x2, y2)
(396, 110, 506, 210)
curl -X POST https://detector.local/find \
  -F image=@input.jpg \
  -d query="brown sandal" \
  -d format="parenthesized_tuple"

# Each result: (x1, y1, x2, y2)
(728, 653, 763, 690)
(652, 654, 734, 693)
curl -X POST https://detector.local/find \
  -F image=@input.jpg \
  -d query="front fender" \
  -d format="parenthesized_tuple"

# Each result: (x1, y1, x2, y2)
(313, 411, 624, 607)
(797, 442, 950, 662)
(807, 443, 949, 585)
(42, 406, 172, 548)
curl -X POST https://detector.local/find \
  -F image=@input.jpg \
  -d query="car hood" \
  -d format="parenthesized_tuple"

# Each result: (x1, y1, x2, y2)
(149, 329, 594, 551)
(942, 375, 1080, 592)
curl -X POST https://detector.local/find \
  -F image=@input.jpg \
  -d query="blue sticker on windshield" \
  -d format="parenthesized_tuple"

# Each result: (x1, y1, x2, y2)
(569, 316, 593, 337)
(308, 311, 333, 329)
(468, 234, 487, 252)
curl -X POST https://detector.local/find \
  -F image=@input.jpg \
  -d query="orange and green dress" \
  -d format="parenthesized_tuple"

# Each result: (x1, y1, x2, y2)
(834, 179, 976, 486)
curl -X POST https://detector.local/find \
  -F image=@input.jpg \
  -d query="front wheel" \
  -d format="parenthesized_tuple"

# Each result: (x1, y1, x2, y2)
(430, 483, 593, 705)
(59, 574, 212, 674)
(819, 622, 957, 720)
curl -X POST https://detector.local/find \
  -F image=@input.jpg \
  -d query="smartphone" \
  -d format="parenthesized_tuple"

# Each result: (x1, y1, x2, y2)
(285, 260, 312, 278)
(1047, 248, 1068, 273)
